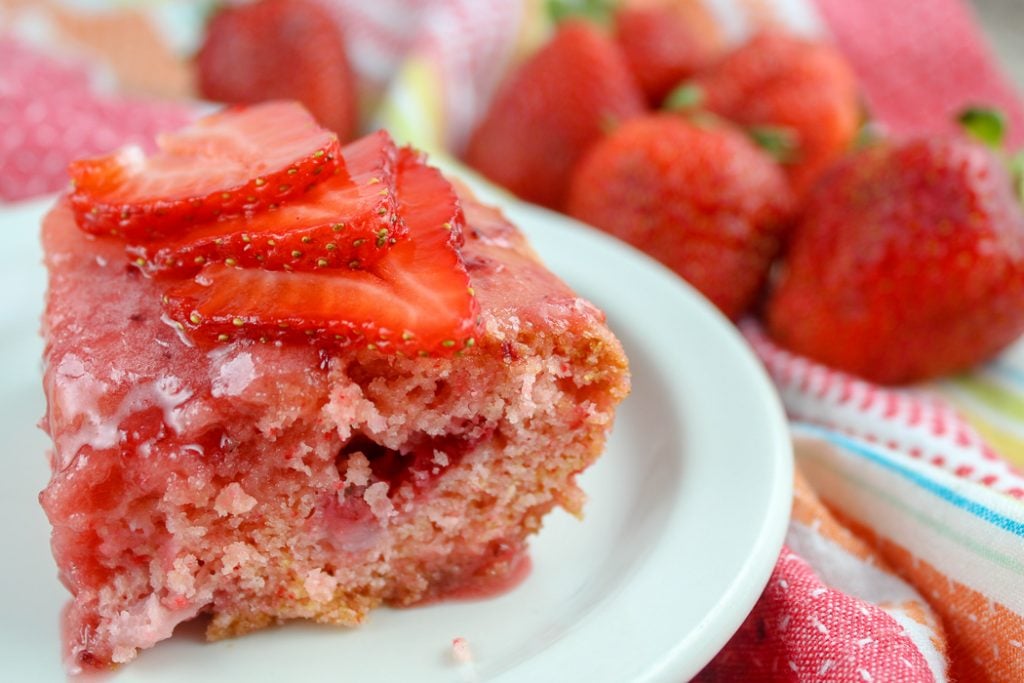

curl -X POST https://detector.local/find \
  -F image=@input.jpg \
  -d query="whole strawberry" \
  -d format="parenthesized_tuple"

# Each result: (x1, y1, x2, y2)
(464, 20, 645, 210)
(691, 31, 859, 197)
(614, 0, 724, 105)
(566, 114, 795, 319)
(765, 137, 1024, 384)
(197, 0, 358, 140)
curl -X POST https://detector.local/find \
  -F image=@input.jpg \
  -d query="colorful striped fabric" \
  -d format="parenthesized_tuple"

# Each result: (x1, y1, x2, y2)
(942, 342, 1024, 468)
(791, 425, 1024, 681)
(737, 326, 1024, 680)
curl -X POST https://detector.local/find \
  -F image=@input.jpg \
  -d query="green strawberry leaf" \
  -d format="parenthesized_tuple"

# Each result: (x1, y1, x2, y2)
(957, 106, 1007, 150)
(662, 83, 705, 111)
(748, 126, 800, 164)
(547, 0, 616, 26)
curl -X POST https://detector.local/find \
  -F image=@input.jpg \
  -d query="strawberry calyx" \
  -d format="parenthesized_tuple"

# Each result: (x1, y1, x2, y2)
(663, 83, 802, 164)
(956, 106, 1024, 204)
(548, 0, 615, 26)
(748, 125, 800, 164)
(662, 82, 704, 111)
(958, 106, 1007, 149)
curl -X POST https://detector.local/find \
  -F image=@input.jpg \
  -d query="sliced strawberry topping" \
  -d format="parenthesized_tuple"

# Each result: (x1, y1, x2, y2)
(129, 131, 403, 277)
(69, 101, 342, 241)
(163, 149, 478, 355)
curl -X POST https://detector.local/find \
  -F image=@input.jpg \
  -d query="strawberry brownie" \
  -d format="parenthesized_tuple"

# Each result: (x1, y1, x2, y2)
(40, 103, 629, 669)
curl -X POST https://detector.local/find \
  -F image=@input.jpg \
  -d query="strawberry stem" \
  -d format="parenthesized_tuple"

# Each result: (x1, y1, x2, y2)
(663, 83, 705, 111)
(748, 126, 799, 164)
(958, 106, 1007, 150)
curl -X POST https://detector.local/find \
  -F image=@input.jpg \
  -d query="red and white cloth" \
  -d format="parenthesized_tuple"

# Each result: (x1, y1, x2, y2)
(0, 36, 194, 200)
(3, 0, 1024, 680)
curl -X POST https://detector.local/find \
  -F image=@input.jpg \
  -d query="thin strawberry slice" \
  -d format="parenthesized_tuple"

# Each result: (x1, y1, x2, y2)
(163, 150, 478, 355)
(69, 101, 341, 241)
(129, 131, 403, 277)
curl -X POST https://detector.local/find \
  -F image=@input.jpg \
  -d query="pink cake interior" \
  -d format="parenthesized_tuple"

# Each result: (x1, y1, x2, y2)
(41, 191, 630, 668)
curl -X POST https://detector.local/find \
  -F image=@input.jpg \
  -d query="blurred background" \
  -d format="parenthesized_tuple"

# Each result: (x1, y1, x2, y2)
(972, 0, 1024, 88)
(1, 0, 1022, 203)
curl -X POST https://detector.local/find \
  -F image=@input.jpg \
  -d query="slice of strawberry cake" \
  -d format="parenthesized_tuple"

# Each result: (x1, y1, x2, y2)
(40, 102, 629, 669)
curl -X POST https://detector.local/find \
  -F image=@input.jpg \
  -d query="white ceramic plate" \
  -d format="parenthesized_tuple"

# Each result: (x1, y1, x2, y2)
(0, 185, 792, 682)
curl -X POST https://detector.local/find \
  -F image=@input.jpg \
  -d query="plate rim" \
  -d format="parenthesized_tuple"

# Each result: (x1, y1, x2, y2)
(3, 183, 792, 682)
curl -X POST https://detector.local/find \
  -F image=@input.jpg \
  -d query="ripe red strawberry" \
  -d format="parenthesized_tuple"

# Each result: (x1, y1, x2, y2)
(566, 114, 795, 319)
(130, 130, 402, 277)
(163, 149, 478, 355)
(70, 102, 341, 241)
(197, 0, 357, 140)
(691, 31, 859, 197)
(614, 0, 723, 105)
(464, 20, 645, 210)
(765, 137, 1024, 384)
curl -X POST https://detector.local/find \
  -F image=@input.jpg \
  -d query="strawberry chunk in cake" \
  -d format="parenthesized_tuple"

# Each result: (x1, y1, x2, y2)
(40, 104, 630, 669)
